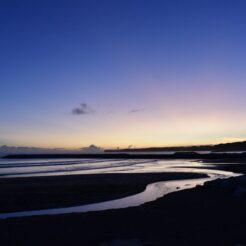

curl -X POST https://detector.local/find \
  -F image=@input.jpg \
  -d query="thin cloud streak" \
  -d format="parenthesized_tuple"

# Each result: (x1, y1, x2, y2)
(129, 108, 146, 113)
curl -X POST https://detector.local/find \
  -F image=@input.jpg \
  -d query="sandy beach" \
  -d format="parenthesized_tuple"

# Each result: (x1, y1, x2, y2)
(0, 160, 245, 245)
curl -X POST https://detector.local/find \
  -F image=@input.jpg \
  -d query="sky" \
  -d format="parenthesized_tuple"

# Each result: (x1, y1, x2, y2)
(1, 0, 246, 149)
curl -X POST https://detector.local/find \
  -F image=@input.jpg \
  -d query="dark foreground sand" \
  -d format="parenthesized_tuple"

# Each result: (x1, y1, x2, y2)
(0, 172, 206, 213)
(0, 163, 246, 246)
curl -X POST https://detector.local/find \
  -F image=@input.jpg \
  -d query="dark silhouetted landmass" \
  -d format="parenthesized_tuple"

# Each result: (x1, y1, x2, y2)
(0, 144, 103, 157)
(105, 140, 246, 152)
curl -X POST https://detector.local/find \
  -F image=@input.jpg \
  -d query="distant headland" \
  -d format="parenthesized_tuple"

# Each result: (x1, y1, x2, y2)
(105, 141, 246, 153)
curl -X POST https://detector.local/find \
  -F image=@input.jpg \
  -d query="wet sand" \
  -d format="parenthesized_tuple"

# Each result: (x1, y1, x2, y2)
(0, 172, 206, 213)
(0, 163, 246, 245)
(202, 157, 246, 174)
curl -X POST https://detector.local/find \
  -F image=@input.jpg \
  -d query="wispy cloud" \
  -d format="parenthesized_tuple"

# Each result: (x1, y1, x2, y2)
(129, 108, 145, 113)
(72, 103, 95, 115)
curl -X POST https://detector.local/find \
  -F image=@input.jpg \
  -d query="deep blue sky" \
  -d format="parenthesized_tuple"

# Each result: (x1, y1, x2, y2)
(1, 0, 246, 148)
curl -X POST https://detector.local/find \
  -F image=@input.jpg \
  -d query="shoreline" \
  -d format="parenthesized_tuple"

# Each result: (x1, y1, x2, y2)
(3, 152, 246, 160)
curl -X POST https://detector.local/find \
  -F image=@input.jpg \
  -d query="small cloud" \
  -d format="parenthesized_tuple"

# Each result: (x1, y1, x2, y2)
(129, 108, 145, 113)
(80, 144, 103, 153)
(72, 103, 95, 115)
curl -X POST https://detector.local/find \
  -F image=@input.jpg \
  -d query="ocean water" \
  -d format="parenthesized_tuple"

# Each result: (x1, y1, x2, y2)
(0, 157, 233, 178)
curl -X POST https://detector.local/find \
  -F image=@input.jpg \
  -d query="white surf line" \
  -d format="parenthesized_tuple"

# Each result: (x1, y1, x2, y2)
(0, 168, 240, 220)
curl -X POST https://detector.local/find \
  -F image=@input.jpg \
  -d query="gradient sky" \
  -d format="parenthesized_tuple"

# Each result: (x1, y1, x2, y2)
(1, 0, 246, 148)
